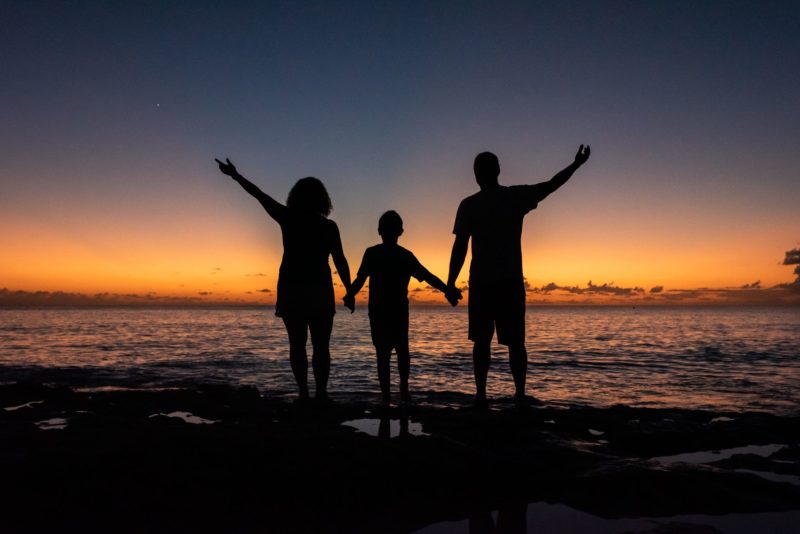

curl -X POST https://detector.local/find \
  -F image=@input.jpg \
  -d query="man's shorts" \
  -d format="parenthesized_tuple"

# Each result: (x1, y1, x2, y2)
(468, 279, 526, 346)
(369, 312, 410, 350)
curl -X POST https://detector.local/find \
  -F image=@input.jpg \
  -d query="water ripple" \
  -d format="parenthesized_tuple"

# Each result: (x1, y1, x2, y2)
(0, 306, 798, 413)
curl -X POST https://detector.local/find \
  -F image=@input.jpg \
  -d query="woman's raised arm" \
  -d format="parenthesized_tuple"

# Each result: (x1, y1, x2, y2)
(215, 158, 286, 222)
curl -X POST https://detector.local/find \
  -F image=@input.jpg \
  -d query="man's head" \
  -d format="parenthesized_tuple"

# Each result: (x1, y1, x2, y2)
(378, 210, 403, 243)
(473, 152, 500, 189)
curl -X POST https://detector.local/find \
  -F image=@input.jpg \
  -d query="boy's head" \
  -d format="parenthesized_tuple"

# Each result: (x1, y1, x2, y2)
(378, 210, 403, 242)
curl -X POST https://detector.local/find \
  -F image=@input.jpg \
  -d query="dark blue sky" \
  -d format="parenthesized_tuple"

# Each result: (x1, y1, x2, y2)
(2, 1, 799, 295)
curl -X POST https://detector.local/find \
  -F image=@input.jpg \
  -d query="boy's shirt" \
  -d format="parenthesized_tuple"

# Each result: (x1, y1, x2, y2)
(357, 243, 429, 317)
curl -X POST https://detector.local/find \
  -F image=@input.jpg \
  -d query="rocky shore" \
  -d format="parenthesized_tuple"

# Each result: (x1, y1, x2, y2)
(1, 383, 798, 533)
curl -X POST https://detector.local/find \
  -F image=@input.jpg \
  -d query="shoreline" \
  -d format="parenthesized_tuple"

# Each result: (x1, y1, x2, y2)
(1, 383, 798, 532)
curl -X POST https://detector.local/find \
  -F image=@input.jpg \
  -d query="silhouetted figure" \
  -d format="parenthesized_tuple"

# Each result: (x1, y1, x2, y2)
(216, 158, 353, 403)
(345, 211, 461, 408)
(447, 146, 591, 408)
(377, 413, 411, 439)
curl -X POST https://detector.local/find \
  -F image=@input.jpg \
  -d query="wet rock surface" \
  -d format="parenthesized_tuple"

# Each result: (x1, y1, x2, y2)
(1, 383, 798, 533)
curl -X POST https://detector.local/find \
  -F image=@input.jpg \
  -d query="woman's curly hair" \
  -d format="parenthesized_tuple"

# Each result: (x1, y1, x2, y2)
(286, 177, 332, 217)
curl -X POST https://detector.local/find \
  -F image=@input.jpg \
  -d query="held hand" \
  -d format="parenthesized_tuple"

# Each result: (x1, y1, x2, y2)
(342, 294, 355, 313)
(444, 286, 463, 307)
(215, 157, 239, 177)
(574, 144, 591, 166)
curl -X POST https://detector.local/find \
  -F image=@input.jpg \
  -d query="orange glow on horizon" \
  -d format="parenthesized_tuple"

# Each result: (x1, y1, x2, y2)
(2, 165, 798, 306)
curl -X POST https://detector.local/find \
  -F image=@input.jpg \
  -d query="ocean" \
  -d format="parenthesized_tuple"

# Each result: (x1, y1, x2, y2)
(1, 306, 798, 414)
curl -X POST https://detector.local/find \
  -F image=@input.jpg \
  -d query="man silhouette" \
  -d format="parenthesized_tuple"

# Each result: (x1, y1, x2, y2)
(447, 145, 591, 408)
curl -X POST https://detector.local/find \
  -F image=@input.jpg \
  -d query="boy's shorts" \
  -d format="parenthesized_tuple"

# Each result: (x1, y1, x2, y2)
(468, 279, 526, 346)
(369, 312, 409, 350)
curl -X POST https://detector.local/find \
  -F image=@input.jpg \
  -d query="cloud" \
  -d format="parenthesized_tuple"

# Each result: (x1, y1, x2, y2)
(198, 291, 212, 296)
(585, 281, 645, 296)
(211, 267, 223, 275)
(257, 288, 272, 293)
(245, 273, 266, 277)
(538, 282, 561, 293)
(783, 248, 800, 265)
(778, 247, 800, 288)
(649, 285, 664, 293)
(740, 280, 761, 289)
(0, 288, 207, 307)
(531, 281, 644, 297)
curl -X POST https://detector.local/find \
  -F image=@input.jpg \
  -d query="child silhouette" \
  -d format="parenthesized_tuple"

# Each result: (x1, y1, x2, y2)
(345, 211, 461, 408)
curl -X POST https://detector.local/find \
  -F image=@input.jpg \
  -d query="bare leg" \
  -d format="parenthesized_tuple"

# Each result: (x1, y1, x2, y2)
(283, 317, 309, 400)
(309, 315, 333, 400)
(396, 339, 410, 402)
(473, 339, 491, 407)
(376, 346, 392, 407)
(378, 415, 391, 439)
(508, 341, 527, 401)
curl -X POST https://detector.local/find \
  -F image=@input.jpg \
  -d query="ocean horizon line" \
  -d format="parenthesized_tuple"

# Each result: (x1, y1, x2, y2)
(2, 302, 798, 310)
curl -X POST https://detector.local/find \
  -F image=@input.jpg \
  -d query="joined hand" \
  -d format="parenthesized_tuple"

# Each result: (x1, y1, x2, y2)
(444, 286, 463, 307)
(342, 294, 355, 313)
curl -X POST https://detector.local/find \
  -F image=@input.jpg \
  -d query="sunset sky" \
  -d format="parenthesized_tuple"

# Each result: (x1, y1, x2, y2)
(1, 1, 799, 305)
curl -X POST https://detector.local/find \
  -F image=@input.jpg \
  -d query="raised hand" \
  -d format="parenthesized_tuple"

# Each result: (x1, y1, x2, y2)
(574, 145, 591, 166)
(342, 294, 355, 313)
(215, 157, 239, 177)
(444, 285, 463, 307)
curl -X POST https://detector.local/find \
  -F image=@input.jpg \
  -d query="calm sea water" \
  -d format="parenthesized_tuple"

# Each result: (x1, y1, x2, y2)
(1, 307, 798, 414)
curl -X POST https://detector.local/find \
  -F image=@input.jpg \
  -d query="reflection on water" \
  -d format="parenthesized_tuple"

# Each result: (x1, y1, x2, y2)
(149, 411, 218, 425)
(651, 443, 786, 465)
(4, 400, 44, 411)
(709, 416, 735, 423)
(734, 469, 800, 486)
(35, 417, 68, 430)
(342, 417, 428, 438)
(415, 501, 800, 534)
(1, 307, 799, 413)
(651, 443, 800, 487)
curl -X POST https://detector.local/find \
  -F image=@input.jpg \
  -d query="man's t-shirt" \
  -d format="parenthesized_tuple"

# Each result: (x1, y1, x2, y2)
(357, 243, 429, 317)
(453, 184, 548, 285)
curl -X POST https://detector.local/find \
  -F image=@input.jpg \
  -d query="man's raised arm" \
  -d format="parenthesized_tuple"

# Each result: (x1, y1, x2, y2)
(530, 144, 591, 202)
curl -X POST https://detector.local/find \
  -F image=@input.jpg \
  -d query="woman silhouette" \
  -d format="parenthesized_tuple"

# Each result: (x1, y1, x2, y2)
(216, 158, 353, 403)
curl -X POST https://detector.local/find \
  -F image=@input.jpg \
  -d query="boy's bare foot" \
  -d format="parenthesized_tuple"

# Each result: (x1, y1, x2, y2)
(474, 394, 489, 411)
